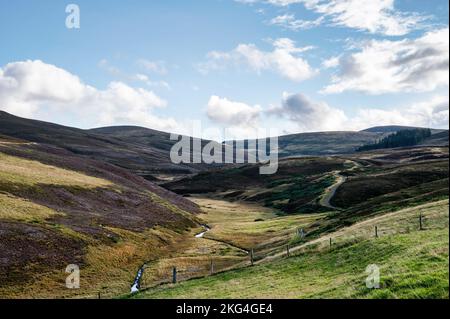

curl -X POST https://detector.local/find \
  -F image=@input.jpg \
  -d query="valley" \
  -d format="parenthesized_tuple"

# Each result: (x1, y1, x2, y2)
(0, 111, 448, 299)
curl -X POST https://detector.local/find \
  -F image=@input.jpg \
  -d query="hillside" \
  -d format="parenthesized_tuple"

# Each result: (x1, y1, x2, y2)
(1, 112, 446, 179)
(165, 146, 448, 218)
(0, 135, 202, 298)
(235, 128, 448, 158)
(362, 125, 443, 134)
(0, 111, 205, 180)
(131, 200, 449, 299)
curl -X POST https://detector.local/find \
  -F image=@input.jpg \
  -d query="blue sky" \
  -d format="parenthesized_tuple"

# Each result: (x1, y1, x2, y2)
(0, 0, 448, 138)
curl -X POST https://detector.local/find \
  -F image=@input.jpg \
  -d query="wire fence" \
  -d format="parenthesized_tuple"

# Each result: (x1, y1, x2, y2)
(131, 206, 448, 294)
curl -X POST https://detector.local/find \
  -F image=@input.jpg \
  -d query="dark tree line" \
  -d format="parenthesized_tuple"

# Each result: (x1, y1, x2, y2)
(357, 128, 432, 152)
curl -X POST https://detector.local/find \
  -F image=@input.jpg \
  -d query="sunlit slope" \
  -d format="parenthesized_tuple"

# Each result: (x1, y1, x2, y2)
(0, 137, 201, 298)
(133, 200, 449, 299)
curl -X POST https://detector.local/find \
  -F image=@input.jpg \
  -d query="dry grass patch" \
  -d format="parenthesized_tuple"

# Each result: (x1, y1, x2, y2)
(0, 152, 113, 189)
(0, 193, 64, 222)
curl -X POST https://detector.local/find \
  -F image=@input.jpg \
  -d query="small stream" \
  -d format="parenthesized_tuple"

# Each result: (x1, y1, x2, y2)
(130, 263, 146, 293)
(130, 224, 211, 293)
(195, 225, 211, 238)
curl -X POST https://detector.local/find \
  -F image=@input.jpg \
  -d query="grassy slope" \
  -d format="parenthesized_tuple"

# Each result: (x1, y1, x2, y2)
(191, 197, 325, 251)
(165, 157, 348, 215)
(132, 200, 449, 299)
(0, 138, 201, 298)
(0, 111, 200, 177)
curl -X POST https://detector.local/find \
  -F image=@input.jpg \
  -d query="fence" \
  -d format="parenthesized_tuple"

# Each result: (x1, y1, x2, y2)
(131, 206, 448, 294)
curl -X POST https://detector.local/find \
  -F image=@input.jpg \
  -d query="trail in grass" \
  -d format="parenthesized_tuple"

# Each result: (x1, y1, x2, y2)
(319, 160, 361, 210)
(319, 172, 347, 210)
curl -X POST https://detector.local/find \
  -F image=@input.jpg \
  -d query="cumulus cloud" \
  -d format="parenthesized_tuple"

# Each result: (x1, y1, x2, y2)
(245, 0, 430, 36)
(207, 95, 262, 127)
(269, 14, 324, 31)
(197, 38, 317, 82)
(321, 55, 341, 69)
(322, 28, 449, 94)
(349, 95, 449, 130)
(268, 92, 449, 132)
(0, 60, 179, 131)
(267, 92, 347, 131)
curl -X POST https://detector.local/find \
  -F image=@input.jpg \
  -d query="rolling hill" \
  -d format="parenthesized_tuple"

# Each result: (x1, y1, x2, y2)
(234, 127, 448, 158)
(0, 111, 207, 180)
(132, 200, 449, 299)
(0, 135, 202, 298)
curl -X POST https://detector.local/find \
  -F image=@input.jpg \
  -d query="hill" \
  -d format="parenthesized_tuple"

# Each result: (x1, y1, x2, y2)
(0, 111, 205, 180)
(131, 200, 449, 299)
(0, 135, 202, 298)
(1, 112, 446, 176)
(362, 125, 436, 133)
(164, 146, 448, 218)
(236, 127, 447, 158)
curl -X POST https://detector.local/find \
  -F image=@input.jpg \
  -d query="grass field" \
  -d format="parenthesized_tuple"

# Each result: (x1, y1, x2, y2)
(131, 200, 449, 299)
(191, 197, 325, 250)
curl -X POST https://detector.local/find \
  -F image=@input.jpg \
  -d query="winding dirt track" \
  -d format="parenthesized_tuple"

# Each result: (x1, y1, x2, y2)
(319, 159, 361, 211)
(319, 172, 347, 210)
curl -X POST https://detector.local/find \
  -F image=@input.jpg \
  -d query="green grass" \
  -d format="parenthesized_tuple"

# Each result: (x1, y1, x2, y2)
(132, 228, 448, 299)
(131, 201, 449, 299)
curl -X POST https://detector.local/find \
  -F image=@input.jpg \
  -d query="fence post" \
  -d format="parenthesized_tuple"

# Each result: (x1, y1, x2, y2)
(250, 249, 254, 266)
(375, 226, 378, 238)
(210, 259, 214, 275)
(287, 244, 290, 257)
(172, 267, 177, 284)
(98, 292, 101, 299)
(419, 213, 424, 231)
(329, 238, 332, 249)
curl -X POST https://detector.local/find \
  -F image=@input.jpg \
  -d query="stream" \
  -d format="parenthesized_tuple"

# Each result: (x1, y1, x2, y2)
(130, 263, 146, 293)
(195, 225, 211, 238)
(130, 224, 211, 293)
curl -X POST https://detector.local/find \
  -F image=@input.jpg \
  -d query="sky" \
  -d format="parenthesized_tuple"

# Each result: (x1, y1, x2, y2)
(0, 0, 448, 139)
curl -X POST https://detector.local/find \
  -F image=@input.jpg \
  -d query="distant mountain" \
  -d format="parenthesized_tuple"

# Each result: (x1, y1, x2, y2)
(0, 111, 208, 179)
(1, 112, 447, 178)
(362, 125, 445, 134)
(233, 130, 389, 158)
(272, 126, 448, 157)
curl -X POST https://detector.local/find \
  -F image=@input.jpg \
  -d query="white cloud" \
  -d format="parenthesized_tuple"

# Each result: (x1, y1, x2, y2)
(198, 38, 317, 82)
(323, 28, 449, 94)
(207, 95, 262, 128)
(247, 0, 430, 36)
(268, 92, 449, 132)
(269, 14, 323, 31)
(133, 73, 171, 90)
(0, 60, 179, 131)
(349, 95, 449, 130)
(321, 55, 341, 69)
(267, 92, 347, 131)
(137, 59, 168, 75)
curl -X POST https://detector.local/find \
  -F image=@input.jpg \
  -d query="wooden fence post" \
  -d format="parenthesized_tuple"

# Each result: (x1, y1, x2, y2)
(375, 226, 378, 238)
(172, 267, 177, 284)
(98, 292, 101, 299)
(329, 238, 332, 249)
(210, 259, 214, 275)
(419, 213, 424, 231)
(250, 249, 254, 266)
